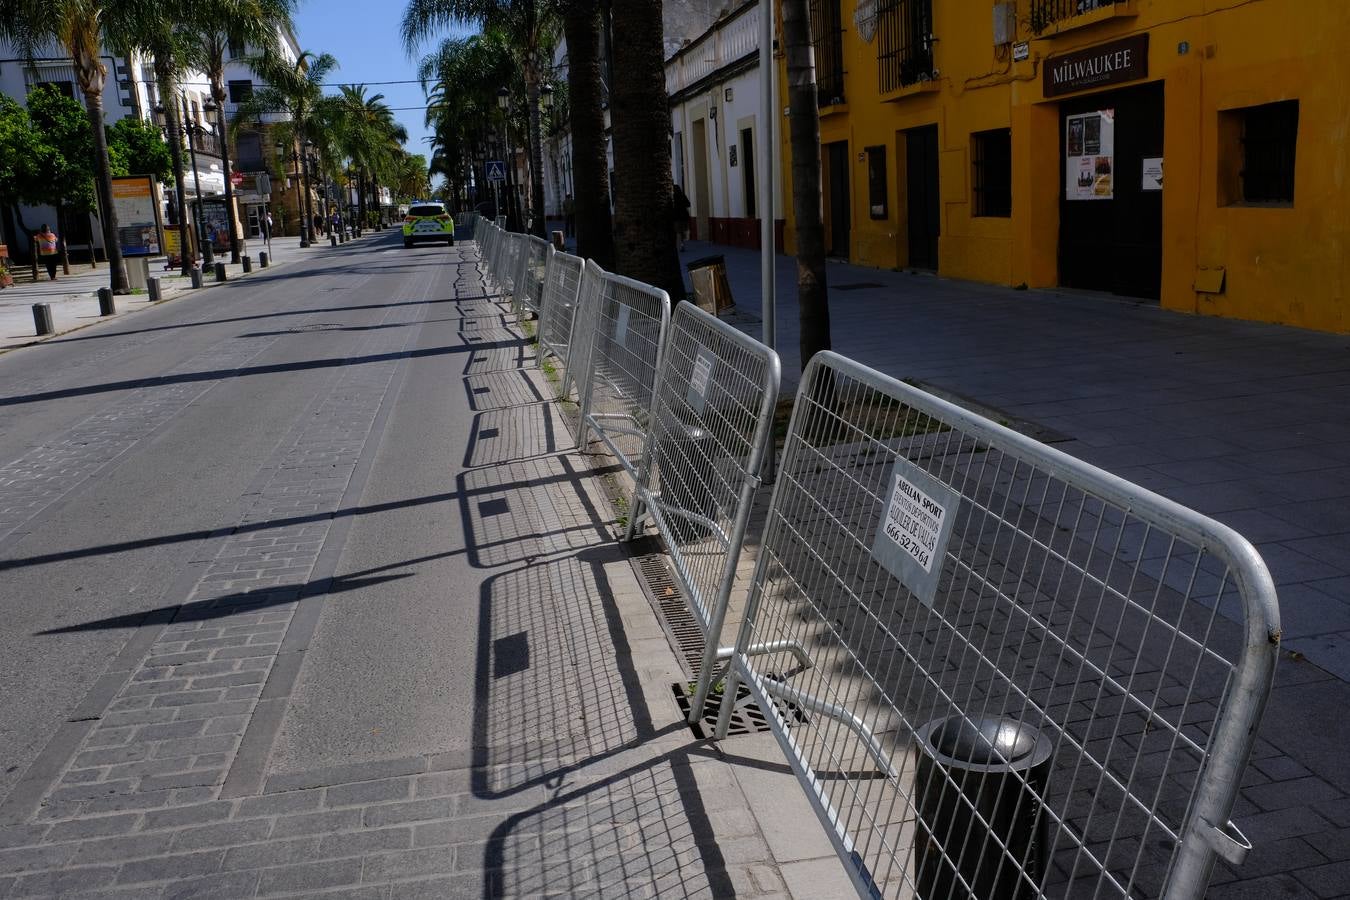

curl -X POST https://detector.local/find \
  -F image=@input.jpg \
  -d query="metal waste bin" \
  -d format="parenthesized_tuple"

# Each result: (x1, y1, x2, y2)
(913, 716, 1052, 900)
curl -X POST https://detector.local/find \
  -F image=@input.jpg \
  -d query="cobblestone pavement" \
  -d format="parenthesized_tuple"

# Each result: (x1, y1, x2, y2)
(0, 235, 825, 898)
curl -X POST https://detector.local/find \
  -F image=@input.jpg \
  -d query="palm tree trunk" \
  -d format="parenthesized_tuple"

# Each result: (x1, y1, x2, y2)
(157, 65, 194, 277)
(525, 63, 546, 238)
(563, 0, 614, 268)
(82, 82, 128, 293)
(214, 86, 242, 263)
(782, 0, 832, 371)
(609, 0, 684, 303)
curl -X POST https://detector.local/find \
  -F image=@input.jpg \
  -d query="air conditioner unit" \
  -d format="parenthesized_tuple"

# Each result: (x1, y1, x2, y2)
(992, 2, 1017, 45)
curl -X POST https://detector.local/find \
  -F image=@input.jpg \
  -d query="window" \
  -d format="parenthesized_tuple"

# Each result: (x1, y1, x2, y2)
(877, 0, 934, 92)
(1239, 100, 1298, 204)
(866, 146, 887, 219)
(228, 80, 253, 104)
(235, 131, 263, 171)
(228, 37, 245, 59)
(972, 128, 1012, 217)
(35, 80, 76, 99)
(810, 0, 846, 106)
(741, 127, 757, 218)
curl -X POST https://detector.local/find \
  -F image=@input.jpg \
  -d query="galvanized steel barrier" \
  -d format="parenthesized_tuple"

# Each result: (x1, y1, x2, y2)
(622, 302, 786, 725)
(556, 260, 608, 425)
(569, 271, 670, 479)
(512, 235, 551, 320)
(537, 248, 585, 368)
(716, 350, 1279, 900)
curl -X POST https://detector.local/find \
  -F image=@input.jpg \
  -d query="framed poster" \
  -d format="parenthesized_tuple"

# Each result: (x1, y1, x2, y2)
(1065, 110, 1115, 200)
(111, 175, 164, 256)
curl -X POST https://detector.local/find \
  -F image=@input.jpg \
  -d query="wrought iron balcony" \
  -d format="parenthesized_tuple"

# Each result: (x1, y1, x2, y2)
(877, 0, 935, 93)
(1029, 0, 1131, 35)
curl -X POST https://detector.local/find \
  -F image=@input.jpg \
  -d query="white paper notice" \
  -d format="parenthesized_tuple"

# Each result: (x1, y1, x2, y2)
(870, 459, 961, 608)
(613, 305, 630, 347)
(686, 350, 714, 414)
(881, 475, 947, 574)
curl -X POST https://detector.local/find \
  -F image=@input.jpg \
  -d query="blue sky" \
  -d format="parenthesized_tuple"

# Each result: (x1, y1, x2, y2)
(293, 2, 472, 167)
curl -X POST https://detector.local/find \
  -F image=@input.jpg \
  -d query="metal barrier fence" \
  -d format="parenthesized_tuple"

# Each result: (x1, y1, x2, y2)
(537, 248, 585, 367)
(557, 260, 607, 426)
(513, 235, 552, 320)
(623, 302, 783, 724)
(717, 351, 1279, 900)
(570, 271, 670, 478)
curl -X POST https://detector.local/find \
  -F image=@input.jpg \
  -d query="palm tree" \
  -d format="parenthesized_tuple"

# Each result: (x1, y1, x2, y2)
(331, 86, 407, 227)
(402, 0, 559, 237)
(183, 0, 294, 263)
(417, 30, 519, 222)
(608, 0, 683, 301)
(0, 0, 150, 293)
(110, 2, 195, 276)
(234, 49, 337, 244)
(782, 0, 831, 371)
(559, 0, 612, 267)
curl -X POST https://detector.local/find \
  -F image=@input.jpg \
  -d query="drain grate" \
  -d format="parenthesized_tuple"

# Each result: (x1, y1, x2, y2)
(672, 679, 806, 739)
(287, 323, 343, 332)
(630, 544, 706, 677)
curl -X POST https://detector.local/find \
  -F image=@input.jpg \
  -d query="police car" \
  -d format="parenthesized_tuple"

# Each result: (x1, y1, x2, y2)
(402, 201, 455, 248)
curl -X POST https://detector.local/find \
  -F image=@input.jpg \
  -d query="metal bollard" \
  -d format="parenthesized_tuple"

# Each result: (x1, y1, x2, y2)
(242, 255, 252, 273)
(97, 287, 116, 316)
(32, 303, 54, 336)
(147, 276, 162, 302)
(330, 233, 338, 247)
(214, 262, 227, 283)
(190, 268, 203, 289)
(259, 251, 269, 268)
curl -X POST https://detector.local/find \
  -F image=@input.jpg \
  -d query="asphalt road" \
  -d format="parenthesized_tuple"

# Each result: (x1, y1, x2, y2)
(0, 230, 479, 800)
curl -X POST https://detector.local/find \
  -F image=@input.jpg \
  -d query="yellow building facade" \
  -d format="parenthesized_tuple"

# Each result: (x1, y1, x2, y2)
(779, 0, 1350, 332)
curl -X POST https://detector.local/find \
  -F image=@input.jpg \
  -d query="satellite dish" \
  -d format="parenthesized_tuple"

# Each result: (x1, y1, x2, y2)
(855, 0, 878, 43)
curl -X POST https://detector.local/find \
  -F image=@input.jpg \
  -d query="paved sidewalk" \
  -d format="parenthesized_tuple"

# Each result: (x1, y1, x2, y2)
(0, 234, 369, 353)
(686, 240, 1350, 897)
(0, 238, 845, 898)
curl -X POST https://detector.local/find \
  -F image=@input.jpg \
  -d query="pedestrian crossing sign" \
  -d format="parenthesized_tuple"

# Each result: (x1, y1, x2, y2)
(486, 161, 506, 182)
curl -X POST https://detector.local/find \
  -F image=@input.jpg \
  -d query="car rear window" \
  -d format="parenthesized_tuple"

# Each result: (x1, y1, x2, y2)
(409, 205, 446, 217)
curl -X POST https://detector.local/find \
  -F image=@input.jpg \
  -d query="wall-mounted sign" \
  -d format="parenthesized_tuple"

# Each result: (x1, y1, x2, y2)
(1012, 42, 1030, 62)
(1142, 157, 1163, 191)
(1045, 34, 1148, 97)
(1066, 110, 1115, 200)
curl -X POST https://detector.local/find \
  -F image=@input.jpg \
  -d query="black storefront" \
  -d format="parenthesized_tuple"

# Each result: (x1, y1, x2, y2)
(1051, 35, 1165, 301)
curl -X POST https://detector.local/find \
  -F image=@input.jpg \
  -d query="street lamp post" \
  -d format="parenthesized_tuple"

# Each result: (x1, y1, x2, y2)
(181, 95, 214, 267)
(497, 86, 510, 229)
(301, 140, 317, 246)
(540, 84, 554, 233)
(154, 100, 195, 277)
(214, 95, 241, 264)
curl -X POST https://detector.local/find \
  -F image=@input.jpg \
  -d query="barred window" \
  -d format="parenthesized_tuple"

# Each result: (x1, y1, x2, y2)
(1240, 101, 1298, 204)
(877, 0, 934, 93)
(810, 0, 846, 106)
(972, 129, 1012, 217)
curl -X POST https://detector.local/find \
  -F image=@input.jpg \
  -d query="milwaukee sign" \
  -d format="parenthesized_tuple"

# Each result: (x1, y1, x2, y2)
(1044, 34, 1149, 97)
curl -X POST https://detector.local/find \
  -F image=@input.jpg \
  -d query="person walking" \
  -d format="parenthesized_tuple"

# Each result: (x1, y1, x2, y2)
(673, 183, 692, 251)
(36, 224, 59, 280)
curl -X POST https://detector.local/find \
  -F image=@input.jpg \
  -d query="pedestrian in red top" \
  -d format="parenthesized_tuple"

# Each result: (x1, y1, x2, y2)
(36, 225, 59, 280)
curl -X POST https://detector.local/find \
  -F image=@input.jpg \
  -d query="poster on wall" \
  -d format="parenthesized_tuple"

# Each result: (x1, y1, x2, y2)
(1065, 110, 1114, 200)
(1141, 157, 1164, 191)
(111, 175, 164, 256)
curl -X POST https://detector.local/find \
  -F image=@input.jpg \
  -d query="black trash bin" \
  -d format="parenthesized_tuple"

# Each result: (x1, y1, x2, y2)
(913, 716, 1053, 900)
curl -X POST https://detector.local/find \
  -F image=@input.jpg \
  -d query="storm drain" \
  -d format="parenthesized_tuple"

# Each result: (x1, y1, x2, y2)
(287, 323, 344, 332)
(672, 679, 807, 740)
(626, 538, 796, 739)
(629, 542, 705, 676)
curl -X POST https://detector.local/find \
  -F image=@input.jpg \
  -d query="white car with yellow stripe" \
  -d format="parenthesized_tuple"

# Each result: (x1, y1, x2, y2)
(402, 202, 455, 247)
